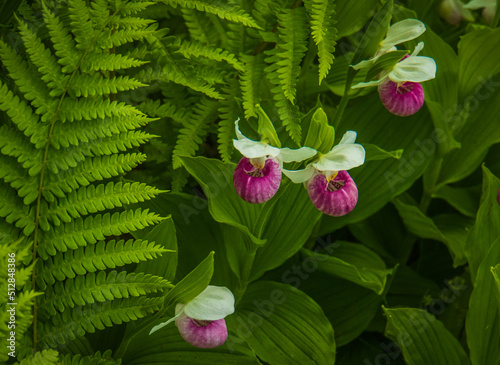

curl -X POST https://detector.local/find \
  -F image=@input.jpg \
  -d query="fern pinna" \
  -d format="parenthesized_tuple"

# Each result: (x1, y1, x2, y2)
(0, 0, 171, 361)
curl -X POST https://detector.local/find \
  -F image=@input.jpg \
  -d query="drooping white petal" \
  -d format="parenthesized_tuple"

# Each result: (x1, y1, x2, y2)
(351, 76, 388, 89)
(183, 286, 235, 321)
(380, 19, 426, 53)
(351, 58, 376, 70)
(234, 118, 248, 141)
(149, 311, 183, 335)
(233, 139, 281, 159)
(279, 146, 317, 163)
(314, 143, 366, 172)
(338, 131, 358, 145)
(282, 164, 317, 184)
(389, 56, 437, 83)
(464, 0, 495, 9)
(411, 42, 425, 57)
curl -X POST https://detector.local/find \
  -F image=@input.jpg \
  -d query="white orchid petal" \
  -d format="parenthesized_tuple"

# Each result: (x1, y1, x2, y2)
(184, 286, 235, 321)
(464, 0, 495, 9)
(314, 143, 366, 172)
(233, 139, 281, 159)
(351, 76, 388, 89)
(389, 56, 437, 83)
(351, 57, 377, 70)
(282, 164, 316, 184)
(411, 42, 425, 57)
(338, 131, 357, 145)
(234, 118, 250, 141)
(380, 19, 426, 53)
(149, 311, 183, 335)
(279, 146, 317, 163)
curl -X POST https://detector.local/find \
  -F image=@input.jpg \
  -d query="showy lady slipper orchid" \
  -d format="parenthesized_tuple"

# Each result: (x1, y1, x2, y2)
(352, 42, 437, 117)
(283, 131, 365, 217)
(352, 19, 426, 70)
(233, 120, 317, 204)
(149, 286, 235, 349)
(464, 0, 497, 23)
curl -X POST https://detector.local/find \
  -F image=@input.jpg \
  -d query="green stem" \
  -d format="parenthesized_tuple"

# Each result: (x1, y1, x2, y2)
(420, 156, 443, 213)
(332, 74, 355, 129)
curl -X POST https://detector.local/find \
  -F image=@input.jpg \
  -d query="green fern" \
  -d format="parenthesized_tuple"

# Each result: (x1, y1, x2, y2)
(0, 0, 171, 355)
(217, 79, 241, 163)
(158, 0, 262, 29)
(19, 349, 121, 365)
(304, 0, 337, 83)
(240, 54, 265, 119)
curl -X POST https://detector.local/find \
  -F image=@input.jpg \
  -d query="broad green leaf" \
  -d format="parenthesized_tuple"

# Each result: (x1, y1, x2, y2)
(256, 104, 281, 147)
(432, 184, 480, 218)
(179, 156, 265, 245)
(135, 217, 177, 282)
(228, 281, 335, 365)
(466, 236, 500, 365)
(492, 264, 500, 311)
(163, 251, 214, 308)
(138, 193, 238, 289)
(123, 323, 260, 364)
(303, 107, 335, 154)
(364, 143, 403, 161)
(384, 307, 470, 365)
(302, 241, 394, 294)
(458, 26, 500, 98)
(319, 92, 434, 234)
(393, 195, 466, 266)
(302, 272, 382, 347)
(434, 214, 473, 267)
(335, 0, 380, 38)
(465, 165, 500, 279)
(250, 182, 322, 281)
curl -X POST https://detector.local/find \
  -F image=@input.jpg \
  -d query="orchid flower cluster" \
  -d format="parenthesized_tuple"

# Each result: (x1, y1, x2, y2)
(233, 120, 366, 217)
(351, 19, 437, 117)
(150, 286, 235, 349)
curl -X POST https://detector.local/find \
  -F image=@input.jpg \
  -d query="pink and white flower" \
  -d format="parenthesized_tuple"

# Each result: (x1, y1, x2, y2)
(233, 119, 317, 204)
(149, 286, 235, 349)
(283, 131, 365, 216)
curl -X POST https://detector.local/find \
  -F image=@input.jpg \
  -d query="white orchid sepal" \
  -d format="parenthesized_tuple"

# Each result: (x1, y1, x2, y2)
(149, 286, 235, 335)
(352, 42, 437, 89)
(233, 119, 317, 163)
(352, 19, 426, 70)
(464, 0, 495, 9)
(283, 131, 366, 183)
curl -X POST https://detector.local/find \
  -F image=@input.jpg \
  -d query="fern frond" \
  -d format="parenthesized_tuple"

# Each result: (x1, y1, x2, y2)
(138, 99, 190, 123)
(18, 349, 59, 365)
(217, 80, 240, 163)
(0, 40, 56, 122)
(97, 25, 158, 49)
(44, 153, 148, 199)
(240, 54, 265, 119)
(39, 296, 163, 347)
(40, 271, 171, 316)
(37, 239, 168, 288)
(19, 20, 69, 97)
(82, 53, 149, 72)
(0, 156, 39, 204)
(0, 183, 35, 235)
(59, 350, 121, 365)
(39, 209, 165, 256)
(180, 8, 213, 44)
(0, 82, 47, 149)
(275, 7, 308, 104)
(265, 49, 302, 144)
(176, 39, 244, 71)
(58, 99, 145, 122)
(0, 219, 21, 245)
(43, 182, 165, 226)
(69, 74, 147, 98)
(172, 97, 219, 168)
(119, 1, 156, 16)
(0, 125, 43, 174)
(51, 115, 153, 148)
(68, 0, 96, 51)
(111, 17, 156, 30)
(160, 0, 261, 29)
(304, 0, 337, 83)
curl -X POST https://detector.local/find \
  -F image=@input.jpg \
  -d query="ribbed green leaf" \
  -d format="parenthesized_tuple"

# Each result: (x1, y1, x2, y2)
(384, 307, 470, 365)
